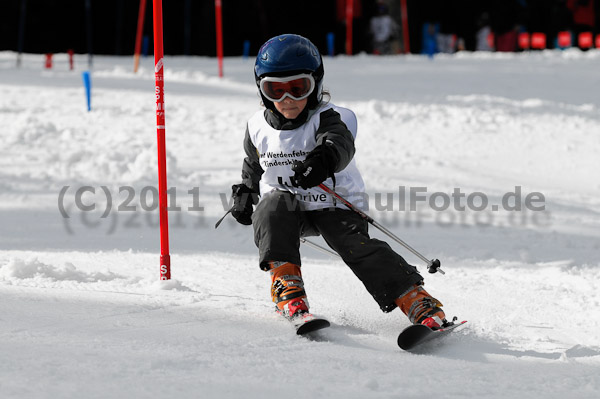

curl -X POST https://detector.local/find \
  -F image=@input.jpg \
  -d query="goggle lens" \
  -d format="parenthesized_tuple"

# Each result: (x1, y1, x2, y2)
(260, 74, 315, 102)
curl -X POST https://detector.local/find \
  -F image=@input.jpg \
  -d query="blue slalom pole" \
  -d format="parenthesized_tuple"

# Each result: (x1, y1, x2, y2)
(142, 36, 150, 57)
(82, 71, 92, 111)
(242, 40, 250, 59)
(327, 32, 335, 56)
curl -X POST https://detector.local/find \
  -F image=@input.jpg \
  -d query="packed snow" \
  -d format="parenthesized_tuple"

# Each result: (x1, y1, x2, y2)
(1, 49, 599, 399)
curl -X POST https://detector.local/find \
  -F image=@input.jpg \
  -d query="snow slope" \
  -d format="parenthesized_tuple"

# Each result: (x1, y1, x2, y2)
(1, 50, 599, 398)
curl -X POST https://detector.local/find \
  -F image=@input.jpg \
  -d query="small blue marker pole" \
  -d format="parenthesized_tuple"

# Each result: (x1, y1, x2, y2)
(242, 40, 250, 59)
(425, 38, 436, 59)
(82, 71, 91, 111)
(327, 32, 335, 56)
(142, 36, 150, 57)
(421, 23, 438, 59)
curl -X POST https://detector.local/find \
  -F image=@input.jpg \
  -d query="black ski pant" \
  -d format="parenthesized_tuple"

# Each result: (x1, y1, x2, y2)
(252, 190, 423, 313)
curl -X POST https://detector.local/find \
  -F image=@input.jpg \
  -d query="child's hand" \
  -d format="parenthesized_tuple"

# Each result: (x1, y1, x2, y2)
(231, 184, 255, 225)
(292, 145, 334, 189)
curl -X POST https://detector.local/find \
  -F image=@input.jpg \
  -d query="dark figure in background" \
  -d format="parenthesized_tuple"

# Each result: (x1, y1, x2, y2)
(475, 12, 494, 51)
(527, 0, 558, 47)
(551, 0, 576, 42)
(434, 0, 460, 53)
(490, 0, 523, 51)
(455, 0, 481, 51)
(567, 0, 596, 47)
(370, 2, 400, 54)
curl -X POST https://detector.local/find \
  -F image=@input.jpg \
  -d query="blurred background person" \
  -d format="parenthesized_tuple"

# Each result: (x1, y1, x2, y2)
(455, 0, 481, 51)
(476, 12, 494, 51)
(435, 0, 460, 53)
(567, 0, 596, 48)
(370, 1, 400, 54)
(490, 0, 523, 51)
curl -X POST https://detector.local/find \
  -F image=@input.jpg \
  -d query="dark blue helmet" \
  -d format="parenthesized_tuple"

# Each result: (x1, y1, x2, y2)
(255, 34, 324, 110)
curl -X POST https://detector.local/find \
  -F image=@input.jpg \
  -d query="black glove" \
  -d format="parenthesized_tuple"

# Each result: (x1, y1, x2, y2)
(292, 144, 336, 189)
(231, 184, 255, 225)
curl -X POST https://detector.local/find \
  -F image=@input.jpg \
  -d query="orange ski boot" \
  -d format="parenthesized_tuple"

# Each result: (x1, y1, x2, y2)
(395, 285, 447, 329)
(268, 261, 309, 320)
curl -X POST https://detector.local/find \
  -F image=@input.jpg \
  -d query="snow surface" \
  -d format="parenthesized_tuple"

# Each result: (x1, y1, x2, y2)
(1, 49, 599, 399)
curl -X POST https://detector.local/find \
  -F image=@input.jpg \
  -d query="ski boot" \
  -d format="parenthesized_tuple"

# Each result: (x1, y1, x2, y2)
(395, 285, 448, 329)
(268, 261, 309, 320)
(267, 261, 330, 335)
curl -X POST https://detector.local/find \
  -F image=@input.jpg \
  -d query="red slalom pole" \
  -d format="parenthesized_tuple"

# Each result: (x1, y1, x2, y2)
(68, 49, 74, 70)
(400, 0, 410, 53)
(345, 0, 354, 55)
(215, 0, 224, 77)
(153, 0, 171, 280)
(134, 0, 147, 73)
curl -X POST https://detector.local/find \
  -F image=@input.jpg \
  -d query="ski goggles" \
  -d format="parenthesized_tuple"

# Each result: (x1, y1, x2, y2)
(259, 74, 315, 102)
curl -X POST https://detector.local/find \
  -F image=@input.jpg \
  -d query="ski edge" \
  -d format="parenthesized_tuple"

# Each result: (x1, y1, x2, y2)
(296, 317, 330, 335)
(285, 312, 330, 335)
(397, 320, 467, 350)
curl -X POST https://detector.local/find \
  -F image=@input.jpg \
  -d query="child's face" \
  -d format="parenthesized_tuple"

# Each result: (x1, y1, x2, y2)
(274, 97, 308, 120)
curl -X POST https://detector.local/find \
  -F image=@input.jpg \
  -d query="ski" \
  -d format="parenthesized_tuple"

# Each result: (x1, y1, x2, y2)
(397, 319, 467, 351)
(290, 313, 330, 335)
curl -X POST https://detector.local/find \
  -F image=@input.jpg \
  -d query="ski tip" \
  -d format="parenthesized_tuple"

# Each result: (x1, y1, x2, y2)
(397, 319, 467, 350)
(296, 318, 330, 335)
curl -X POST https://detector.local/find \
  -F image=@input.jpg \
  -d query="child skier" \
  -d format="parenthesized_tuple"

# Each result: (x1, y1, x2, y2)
(231, 34, 448, 329)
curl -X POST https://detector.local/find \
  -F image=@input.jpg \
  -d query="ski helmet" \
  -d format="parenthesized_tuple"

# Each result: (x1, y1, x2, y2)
(254, 34, 324, 111)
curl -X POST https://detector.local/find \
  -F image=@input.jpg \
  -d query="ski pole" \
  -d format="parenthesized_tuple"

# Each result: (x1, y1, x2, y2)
(300, 238, 340, 258)
(214, 207, 232, 229)
(318, 184, 444, 274)
(215, 209, 339, 258)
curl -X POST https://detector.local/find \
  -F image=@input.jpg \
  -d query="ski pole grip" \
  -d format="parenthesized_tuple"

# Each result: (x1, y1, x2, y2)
(428, 259, 444, 274)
